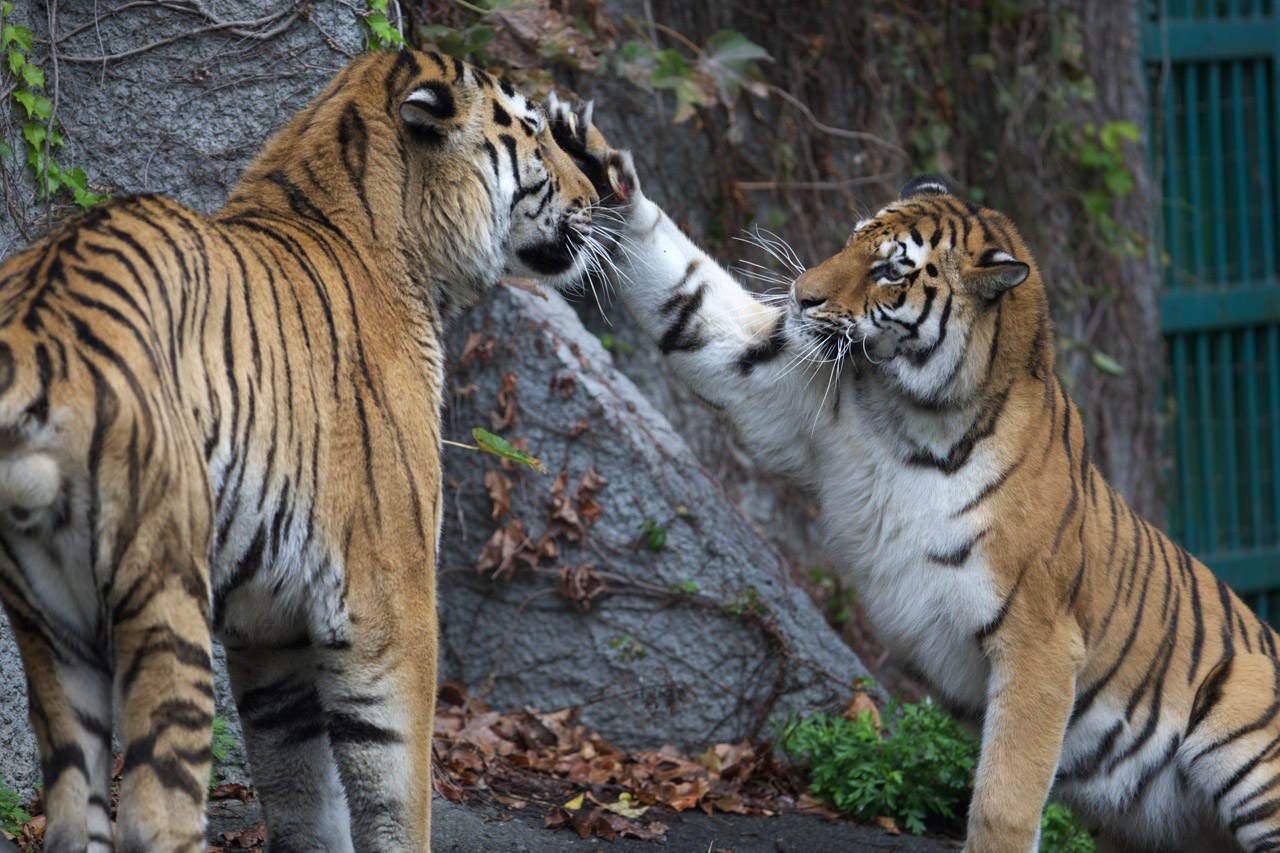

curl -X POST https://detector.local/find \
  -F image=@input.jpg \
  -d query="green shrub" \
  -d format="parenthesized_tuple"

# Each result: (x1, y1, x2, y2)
(778, 698, 976, 835)
(0, 777, 31, 836)
(1040, 801, 1095, 852)
(779, 699, 1097, 848)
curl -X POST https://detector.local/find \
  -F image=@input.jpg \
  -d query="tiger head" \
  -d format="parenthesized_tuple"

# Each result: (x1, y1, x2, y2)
(228, 50, 599, 315)
(791, 176, 1049, 404)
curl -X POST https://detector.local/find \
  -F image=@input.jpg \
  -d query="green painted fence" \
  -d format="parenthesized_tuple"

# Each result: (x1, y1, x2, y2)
(1143, 0, 1280, 620)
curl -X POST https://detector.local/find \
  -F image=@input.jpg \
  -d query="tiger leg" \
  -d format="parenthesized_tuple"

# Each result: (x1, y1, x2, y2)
(225, 647, 355, 853)
(967, 627, 1080, 853)
(314, 614, 437, 853)
(1182, 654, 1280, 852)
(3, 612, 114, 853)
(109, 546, 214, 853)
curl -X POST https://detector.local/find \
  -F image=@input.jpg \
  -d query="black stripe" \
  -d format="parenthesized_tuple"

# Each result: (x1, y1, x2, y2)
(659, 281, 709, 355)
(736, 313, 788, 374)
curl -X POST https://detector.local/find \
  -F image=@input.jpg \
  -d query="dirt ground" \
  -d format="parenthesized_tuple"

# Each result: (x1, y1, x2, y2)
(205, 798, 962, 852)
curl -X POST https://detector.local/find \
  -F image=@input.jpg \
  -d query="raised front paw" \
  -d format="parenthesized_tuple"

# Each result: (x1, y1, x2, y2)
(544, 92, 640, 208)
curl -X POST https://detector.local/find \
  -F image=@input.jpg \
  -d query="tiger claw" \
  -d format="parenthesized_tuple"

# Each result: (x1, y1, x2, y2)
(567, 110, 578, 137)
(607, 164, 627, 200)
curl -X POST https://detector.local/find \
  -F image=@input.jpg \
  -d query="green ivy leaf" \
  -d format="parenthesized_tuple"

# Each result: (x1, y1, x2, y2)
(21, 120, 44, 149)
(11, 87, 33, 117)
(19, 60, 40, 88)
(1091, 351, 1124, 376)
(1103, 166, 1134, 196)
(7, 47, 22, 75)
(0, 139, 11, 163)
(366, 13, 405, 49)
(32, 94, 52, 120)
(471, 428, 547, 473)
(3, 22, 31, 53)
(1099, 120, 1140, 152)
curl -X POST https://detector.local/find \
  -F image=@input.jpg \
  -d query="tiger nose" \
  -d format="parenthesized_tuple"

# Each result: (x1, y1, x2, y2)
(794, 285, 826, 310)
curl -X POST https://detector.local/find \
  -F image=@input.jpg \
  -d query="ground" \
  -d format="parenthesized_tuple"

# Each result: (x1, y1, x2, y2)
(204, 799, 962, 852)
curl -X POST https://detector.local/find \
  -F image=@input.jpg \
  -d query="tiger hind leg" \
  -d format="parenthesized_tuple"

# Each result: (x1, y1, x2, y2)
(4, 614, 114, 853)
(314, 622, 437, 853)
(225, 647, 355, 853)
(1182, 653, 1280, 852)
(109, 547, 215, 853)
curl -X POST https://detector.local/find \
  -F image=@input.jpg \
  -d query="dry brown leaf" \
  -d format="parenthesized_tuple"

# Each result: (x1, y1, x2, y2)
(498, 276, 548, 299)
(874, 815, 902, 835)
(485, 469, 513, 520)
(842, 690, 882, 733)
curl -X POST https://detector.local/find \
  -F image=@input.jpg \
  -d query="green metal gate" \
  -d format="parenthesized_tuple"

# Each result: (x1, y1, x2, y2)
(1144, 0, 1280, 620)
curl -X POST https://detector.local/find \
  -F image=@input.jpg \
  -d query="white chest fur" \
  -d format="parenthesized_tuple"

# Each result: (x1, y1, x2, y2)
(815, 403, 1005, 711)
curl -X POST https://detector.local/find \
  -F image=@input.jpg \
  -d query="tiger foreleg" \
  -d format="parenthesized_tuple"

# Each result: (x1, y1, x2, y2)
(109, 549, 214, 853)
(225, 647, 355, 853)
(967, 625, 1080, 853)
(1182, 653, 1280, 852)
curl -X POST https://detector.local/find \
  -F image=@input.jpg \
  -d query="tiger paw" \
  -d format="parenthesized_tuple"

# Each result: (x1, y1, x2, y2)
(545, 92, 641, 209)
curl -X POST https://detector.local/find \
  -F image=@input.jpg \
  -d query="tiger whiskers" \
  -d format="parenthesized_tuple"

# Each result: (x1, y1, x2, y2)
(735, 225, 806, 277)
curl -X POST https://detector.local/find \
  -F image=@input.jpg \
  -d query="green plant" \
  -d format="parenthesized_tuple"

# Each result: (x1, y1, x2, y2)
(1040, 802, 1095, 853)
(209, 715, 239, 789)
(638, 516, 666, 550)
(614, 23, 769, 123)
(599, 333, 633, 355)
(607, 634, 647, 663)
(668, 579, 699, 595)
(1, 2, 107, 207)
(780, 701, 1097, 845)
(442, 428, 548, 474)
(778, 699, 976, 835)
(807, 566, 857, 627)
(363, 0, 406, 50)
(723, 586, 767, 619)
(0, 777, 31, 836)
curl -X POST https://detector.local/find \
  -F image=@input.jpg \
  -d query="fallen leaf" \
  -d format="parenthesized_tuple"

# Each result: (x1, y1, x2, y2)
(842, 690, 882, 733)
(499, 276, 548, 299)
(208, 783, 255, 803)
(218, 822, 267, 848)
(557, 563, 608, 612)
(485, 469, 514, 519)
(874, 815, 901, 835)
(563, 793, 585, 810)
(599, 791, 648, 818)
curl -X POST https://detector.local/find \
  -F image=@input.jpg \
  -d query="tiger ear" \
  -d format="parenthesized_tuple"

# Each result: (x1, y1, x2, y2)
(900, 174, 950, 200)
(400, 82, 464, 146)
(967, 249, 1029, 299)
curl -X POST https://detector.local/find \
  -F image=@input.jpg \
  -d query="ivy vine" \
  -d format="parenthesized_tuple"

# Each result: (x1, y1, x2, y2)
(1, 1, 106, 208)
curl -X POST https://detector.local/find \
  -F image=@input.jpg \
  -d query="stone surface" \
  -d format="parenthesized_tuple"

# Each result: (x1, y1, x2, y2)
(437, 286, 869, 750)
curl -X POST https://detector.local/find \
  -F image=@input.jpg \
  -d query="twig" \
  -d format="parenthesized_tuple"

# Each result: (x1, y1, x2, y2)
(735, 173, 897, 192)
(43, 0, 59, 234)
(768, 84, 908, 161)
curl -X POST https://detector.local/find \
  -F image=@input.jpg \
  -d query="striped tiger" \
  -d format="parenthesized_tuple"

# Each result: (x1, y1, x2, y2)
(0, 50, 599, 853)
(550, 100, 1280, 852)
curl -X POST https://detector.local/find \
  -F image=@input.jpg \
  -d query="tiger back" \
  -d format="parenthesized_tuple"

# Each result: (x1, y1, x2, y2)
(0, 50, 598, 853)
(550, 100, 1280, 853)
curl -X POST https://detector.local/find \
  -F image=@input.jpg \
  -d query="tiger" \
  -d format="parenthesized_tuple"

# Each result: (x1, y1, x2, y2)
(547, 98, 1280, 852)
(0, 49, 600, 853)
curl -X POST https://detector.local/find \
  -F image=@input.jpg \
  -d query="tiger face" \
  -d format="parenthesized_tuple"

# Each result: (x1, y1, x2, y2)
(791, 176, 1035, 400)
(231, 50, 599, 314)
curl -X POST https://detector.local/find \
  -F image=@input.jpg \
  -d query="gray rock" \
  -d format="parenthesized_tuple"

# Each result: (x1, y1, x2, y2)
(437, 285, 869, 750)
